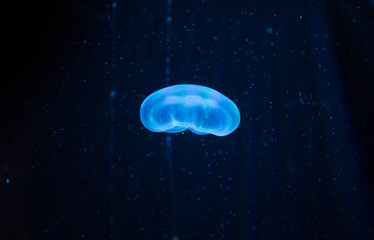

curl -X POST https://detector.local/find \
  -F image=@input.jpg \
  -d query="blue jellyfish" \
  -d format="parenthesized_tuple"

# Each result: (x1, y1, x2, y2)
(140, 84, 240, 136)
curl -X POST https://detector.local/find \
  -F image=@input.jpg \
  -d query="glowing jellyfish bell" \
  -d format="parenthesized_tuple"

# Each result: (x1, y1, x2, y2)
(140, 84, 240, 137)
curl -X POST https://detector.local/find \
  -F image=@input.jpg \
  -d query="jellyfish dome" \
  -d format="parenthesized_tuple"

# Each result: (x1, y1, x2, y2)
(140, 84, 240, 137)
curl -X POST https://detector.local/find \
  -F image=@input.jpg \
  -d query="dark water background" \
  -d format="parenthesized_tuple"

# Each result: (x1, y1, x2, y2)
(1, 0, 374, 239)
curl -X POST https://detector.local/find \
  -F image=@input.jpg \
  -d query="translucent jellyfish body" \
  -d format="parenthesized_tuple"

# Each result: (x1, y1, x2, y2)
(140, 84, 240, 137)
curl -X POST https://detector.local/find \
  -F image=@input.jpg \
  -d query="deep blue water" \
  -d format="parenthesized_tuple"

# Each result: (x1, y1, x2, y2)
(1, 0, 374, 239)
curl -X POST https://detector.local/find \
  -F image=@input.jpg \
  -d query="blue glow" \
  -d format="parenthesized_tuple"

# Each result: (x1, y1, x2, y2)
(140, 84, 240, 136)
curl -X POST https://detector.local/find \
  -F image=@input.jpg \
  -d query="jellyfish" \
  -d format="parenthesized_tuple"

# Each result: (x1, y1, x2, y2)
(140, 84, 240, 136)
